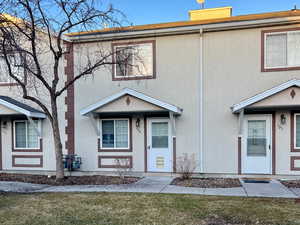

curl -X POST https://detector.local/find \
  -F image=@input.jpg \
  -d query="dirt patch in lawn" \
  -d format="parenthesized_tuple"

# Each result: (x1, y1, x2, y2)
(0, 173, 139, 186)
(171, 178, 242, 188)
(281, 180, 300, 188)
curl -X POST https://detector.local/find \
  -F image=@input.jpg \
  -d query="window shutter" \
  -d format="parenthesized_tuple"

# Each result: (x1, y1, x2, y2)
(265, 33, 287, 68)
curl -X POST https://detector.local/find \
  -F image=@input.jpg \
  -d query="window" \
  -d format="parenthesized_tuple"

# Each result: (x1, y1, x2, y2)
(113, 41, 155, 80)
(100, 119, 130, 149)
(247, 120, 267, 156)
(295, 114, 300, 149)
(0, 52, 24, 83)
(151, 122, 169, 148)
(14, 120, 39, 149)
(264, 29, 300, 70)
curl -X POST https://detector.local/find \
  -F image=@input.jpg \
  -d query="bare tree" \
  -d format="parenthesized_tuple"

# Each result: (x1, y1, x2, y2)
(0, 0, 130, 180)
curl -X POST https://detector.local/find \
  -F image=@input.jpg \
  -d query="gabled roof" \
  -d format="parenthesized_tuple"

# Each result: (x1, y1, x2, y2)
(80, 88, 183, 116)
(67, 10, 300, 37)
(232, 79, 300, 113)
(0, 96, 46, 118)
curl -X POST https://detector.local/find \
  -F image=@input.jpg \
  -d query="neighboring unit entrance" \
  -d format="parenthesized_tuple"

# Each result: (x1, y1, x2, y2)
(242, 115, 272, 174)
(147, 118, 172, 172)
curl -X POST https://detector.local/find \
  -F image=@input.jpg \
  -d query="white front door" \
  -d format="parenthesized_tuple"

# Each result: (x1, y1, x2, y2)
(242, 115, 272, 174)
(147, 118, 172, 172)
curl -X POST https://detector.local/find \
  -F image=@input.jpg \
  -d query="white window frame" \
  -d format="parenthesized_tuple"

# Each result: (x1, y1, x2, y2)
(294, 113, 300, 149)
(13, 120, 41, 150)
(113, 42, 154, 78)
(264, 30, 300, 70)
(99, 118, 130, 150)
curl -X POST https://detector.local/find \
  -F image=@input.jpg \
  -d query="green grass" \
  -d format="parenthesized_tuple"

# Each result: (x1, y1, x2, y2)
(0, 192, 300, 225)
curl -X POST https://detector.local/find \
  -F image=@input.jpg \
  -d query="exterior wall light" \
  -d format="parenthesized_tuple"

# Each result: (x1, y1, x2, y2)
(136, 118, 140, 128)
(280, 114, 286, 125)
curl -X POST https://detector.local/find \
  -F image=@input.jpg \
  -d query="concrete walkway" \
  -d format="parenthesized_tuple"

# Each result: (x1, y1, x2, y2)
(0, 177, 299, 199)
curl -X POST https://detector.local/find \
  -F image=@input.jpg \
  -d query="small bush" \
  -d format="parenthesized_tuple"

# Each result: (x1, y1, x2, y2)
(114, 158, 132, 181)
(176, 153, 197, 180)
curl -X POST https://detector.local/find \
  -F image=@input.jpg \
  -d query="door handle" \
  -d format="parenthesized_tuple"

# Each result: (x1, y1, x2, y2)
(269, 145, 271, 150)
(147, 145, 151, 150)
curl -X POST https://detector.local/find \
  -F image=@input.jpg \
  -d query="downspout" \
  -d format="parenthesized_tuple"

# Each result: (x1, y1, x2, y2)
(199, 28, 204, 173)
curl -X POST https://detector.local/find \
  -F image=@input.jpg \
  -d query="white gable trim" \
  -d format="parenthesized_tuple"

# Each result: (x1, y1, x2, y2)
(80, 88, 183, 116)
(232, 79, 300, 113)
(0, 99, 46, 118)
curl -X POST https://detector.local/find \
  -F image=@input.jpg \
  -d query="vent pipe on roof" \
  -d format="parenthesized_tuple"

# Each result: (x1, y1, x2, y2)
(189, 6, 232, 21)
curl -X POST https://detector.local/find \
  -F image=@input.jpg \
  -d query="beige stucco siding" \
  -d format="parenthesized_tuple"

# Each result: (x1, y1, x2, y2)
(203, 25, 300, 175)
(74, 34, 201, 172)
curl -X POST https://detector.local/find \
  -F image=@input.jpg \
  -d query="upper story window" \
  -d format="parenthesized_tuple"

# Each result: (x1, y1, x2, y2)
(112, 40, 156, 80)
(0, 53, 24, 84)
(262, 28, 300, 72)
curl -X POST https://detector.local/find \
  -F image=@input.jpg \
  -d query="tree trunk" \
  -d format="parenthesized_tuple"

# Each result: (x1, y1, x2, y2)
(51, 98, 64, 180)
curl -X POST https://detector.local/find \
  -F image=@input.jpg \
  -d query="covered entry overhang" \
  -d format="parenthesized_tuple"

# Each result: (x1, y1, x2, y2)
(80, 88, 183, 116)
(0, 96, 46, 119)
(232, 79, 300, 114)
(0, 96, 46, 138)
(231, 79, 300, 175)
(80, 88, 183, 137)
(80, 88, 183, 173)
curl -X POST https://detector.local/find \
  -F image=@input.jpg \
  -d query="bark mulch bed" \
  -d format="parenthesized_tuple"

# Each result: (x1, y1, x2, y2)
(280, 180, 300, 188)
(171, 177, 242, 188)
(0, 173, 139, 186)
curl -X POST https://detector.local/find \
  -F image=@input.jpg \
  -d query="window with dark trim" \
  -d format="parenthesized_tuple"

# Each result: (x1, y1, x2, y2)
(112, 41, 156, 80)
(262, 28, 300, 72)
(99, 119, 130, 150)
(14, 120, 40, 149)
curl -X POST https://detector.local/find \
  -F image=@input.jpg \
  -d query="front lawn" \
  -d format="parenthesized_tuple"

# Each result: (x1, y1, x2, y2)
(0, 192, 299, 225)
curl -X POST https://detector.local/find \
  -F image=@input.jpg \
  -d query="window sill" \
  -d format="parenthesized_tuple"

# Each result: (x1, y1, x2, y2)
(262, 66, 300, 72)
(98, 149, 132, 152)
(291, 147, 300, 153)
(12, 148, 42, 152)
(0, 83, 19, 87)
(112, 75, 155, 81)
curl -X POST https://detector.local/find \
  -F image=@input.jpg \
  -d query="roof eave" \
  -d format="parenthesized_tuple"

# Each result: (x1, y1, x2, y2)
(66, 16, 300, 43)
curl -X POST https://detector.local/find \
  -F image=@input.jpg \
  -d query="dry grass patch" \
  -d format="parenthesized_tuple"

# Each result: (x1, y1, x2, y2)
(0, 193, 300, 225)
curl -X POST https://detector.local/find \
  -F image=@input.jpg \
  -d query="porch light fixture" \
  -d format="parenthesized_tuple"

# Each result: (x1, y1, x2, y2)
(136, 118, 140, 128)
(280, 114, 286, 125)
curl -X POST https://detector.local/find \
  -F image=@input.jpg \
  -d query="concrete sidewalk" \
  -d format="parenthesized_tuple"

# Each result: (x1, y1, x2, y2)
(0, 177, 299, 199)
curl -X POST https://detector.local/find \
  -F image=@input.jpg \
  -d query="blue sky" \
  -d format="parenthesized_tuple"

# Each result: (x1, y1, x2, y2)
(108, 0, 300, 26)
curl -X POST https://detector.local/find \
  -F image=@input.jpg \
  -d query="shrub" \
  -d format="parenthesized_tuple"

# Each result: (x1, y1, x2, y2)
(114, 158, 132, 181)
(176, 153, 197, 180)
